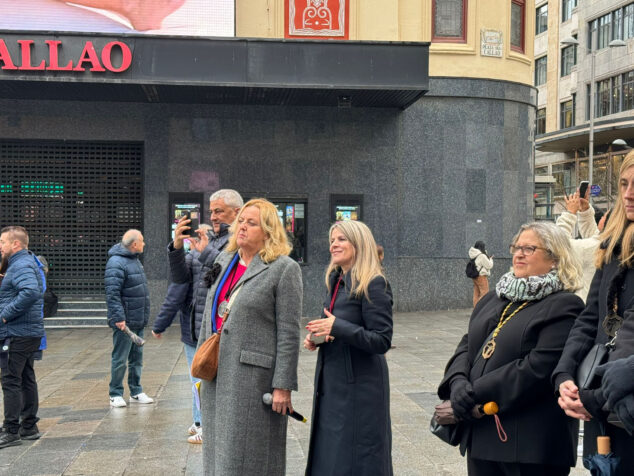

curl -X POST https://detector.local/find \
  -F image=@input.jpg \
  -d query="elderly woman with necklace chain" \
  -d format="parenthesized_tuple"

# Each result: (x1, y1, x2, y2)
(437, 222, 584, 476)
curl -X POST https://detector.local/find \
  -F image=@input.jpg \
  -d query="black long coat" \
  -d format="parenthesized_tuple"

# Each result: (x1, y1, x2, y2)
(306, 273, 393, 476)
(439, 290, 584, 467)
(553, 257, 634, 474)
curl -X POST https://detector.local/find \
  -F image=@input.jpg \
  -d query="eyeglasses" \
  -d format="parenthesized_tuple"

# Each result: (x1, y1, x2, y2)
(509, 245, 547, 256)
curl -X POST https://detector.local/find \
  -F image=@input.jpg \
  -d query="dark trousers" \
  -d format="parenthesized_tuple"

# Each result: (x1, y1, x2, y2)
(1, 337, 42, 433)
(109, 328, 144, 397)
(467, 456, 570, 476)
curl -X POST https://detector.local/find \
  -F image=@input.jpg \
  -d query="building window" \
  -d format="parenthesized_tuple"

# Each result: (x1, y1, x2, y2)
(561, 44, 576, 77)
(613, 8, 624, 40)
(511, 0, 525, 52)
(625, 4, 634, 40)
(598, 14, 612, 49)
(588, 19, 598, 50)
(586, 84, 592, 120)
(597, 78, 611, 117)
(562, 0, 577, 22)
(536, 4, 548, 35)
(536, 108, 546, 135)
(624, 71, 634, 111)
(535, 56, 547, 86)
(612, 75, 622, 114)
(560, 98, 574, 129)
(433, 0, 467, 42)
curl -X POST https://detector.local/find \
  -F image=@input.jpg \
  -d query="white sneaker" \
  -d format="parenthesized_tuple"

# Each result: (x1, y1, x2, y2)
(187, 423, 200, 436)
(187, 429, 202, 444)
(110, 396, 127, 408)
(129, 393, 154, 404)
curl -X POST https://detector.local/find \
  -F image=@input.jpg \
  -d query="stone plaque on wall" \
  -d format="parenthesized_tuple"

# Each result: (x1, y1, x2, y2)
(285, 0, 349, 39)
(481, 29, 503, 57)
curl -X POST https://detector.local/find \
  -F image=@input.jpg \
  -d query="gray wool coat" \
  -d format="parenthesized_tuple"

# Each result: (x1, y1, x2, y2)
(198, 250, 303, 476)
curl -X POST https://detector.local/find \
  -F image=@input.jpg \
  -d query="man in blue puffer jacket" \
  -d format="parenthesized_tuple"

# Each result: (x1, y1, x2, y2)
(0, 226, 44, 449)
(105, 229, 153, 408)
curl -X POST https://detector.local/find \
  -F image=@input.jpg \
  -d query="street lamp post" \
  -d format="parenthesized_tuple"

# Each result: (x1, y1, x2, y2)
(561, 36, 626, 198)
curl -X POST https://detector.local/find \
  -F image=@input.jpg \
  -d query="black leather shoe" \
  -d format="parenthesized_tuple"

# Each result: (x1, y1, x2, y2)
(0, 431, 22, 449)
(19, 426, 40, 440)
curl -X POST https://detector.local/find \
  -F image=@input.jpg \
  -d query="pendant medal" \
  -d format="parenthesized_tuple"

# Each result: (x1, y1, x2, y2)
(218, 301, 229, 318)
(482, 340, 496, 359)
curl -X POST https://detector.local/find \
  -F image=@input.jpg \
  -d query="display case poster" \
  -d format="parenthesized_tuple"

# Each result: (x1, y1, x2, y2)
(335, 205, 360, 221)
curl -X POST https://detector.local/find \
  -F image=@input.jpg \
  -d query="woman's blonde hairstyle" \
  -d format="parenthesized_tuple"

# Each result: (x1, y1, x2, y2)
(226, 198, 291, 263)
(325, 220, 385, 299)
(596, 150, 634, 268)
(512, 221, 584, 292)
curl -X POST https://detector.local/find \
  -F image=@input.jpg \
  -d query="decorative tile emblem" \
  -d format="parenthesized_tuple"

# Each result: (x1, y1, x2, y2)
(286, 0, 348, 39)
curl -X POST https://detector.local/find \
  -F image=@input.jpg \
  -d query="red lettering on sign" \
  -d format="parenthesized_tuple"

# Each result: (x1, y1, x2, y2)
(73, 41, 106, 72)
(18, 40, 46, 70)
(45, 40, 73, 71)
(0, 40, 17, 70)
(101, 41, 132, 73)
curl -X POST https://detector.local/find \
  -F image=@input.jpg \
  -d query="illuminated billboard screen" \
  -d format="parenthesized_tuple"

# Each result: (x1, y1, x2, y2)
(1, 0, 235, 37)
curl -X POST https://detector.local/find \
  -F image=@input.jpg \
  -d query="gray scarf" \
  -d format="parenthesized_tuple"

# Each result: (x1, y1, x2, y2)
(495, 270, 563, 302)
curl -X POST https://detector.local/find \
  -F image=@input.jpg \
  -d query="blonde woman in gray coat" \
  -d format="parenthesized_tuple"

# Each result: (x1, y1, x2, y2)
(198, 198, 303, 476)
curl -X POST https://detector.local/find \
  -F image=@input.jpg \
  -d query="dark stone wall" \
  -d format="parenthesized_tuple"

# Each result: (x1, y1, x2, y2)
(0, 77, 535, 317)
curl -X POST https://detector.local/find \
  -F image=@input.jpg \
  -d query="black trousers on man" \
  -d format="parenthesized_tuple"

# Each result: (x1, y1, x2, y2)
(1, 337, 41, 434)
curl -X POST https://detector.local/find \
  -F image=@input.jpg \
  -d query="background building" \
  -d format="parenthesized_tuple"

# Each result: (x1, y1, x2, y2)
(0, 0, 536, 319)
(534, 0, 634, 219)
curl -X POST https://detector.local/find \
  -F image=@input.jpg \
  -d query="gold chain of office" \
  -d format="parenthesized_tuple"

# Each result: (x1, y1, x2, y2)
(481, 301, 529, 359)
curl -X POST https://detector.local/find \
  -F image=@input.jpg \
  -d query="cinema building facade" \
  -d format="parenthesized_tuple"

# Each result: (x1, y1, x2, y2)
(0, 1, 536, 316)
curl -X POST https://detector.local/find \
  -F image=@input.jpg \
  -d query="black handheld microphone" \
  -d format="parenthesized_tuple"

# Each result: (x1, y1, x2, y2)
(262, 393, 307, 423)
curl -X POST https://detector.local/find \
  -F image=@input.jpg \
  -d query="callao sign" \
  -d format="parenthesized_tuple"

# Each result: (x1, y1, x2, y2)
(0, 39, 132, 73)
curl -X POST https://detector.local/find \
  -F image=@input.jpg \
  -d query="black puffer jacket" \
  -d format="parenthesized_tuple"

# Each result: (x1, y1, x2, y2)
(168, 223, 230, 340)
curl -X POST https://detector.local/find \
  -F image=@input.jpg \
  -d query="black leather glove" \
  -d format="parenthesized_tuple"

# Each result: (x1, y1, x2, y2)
(596, 356, 634, 409)
(613, 393, 634, 436)
(450, 378, 476, 421)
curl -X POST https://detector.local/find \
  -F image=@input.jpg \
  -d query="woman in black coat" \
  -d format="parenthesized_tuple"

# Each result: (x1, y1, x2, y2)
(554, 150, 634, 475)
(439, 222, 585, 476)
(304, 220, 393, 476)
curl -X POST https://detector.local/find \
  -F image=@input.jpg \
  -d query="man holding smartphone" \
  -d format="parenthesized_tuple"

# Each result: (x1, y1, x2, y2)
(162, 189, 243, 443)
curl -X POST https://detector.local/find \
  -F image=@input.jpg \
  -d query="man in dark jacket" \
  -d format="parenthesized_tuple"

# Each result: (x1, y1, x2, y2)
(168, 189, 243, 342)
(0, 226, 44, 448)
(105, 229, 152, 408)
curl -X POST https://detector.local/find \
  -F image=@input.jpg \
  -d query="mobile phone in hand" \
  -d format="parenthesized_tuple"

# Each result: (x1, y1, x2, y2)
(310, 333, 326, 345)
(579, 181, 590, 198)
(182, 210, 200, 237)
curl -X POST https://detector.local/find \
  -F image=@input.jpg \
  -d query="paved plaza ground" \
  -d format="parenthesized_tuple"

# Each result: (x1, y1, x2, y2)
(1, 310, 587, 476)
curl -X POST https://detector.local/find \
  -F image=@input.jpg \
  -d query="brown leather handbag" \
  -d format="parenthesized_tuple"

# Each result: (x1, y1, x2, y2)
(191, 332, 221, 381)
(191, 282, 243, 381)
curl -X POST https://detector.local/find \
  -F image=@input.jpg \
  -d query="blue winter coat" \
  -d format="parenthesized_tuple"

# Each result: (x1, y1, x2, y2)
(0, 249, 45, 339)
(104, 243, 150, 330)
(152, 280, 195, 346)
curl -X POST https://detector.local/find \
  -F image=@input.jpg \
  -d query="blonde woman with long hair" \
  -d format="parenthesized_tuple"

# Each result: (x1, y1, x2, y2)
(438, 221, 584, 476)
(555, 150, 634, 474)
(304, 220, 393, 475)
(197, 198, 302, 476)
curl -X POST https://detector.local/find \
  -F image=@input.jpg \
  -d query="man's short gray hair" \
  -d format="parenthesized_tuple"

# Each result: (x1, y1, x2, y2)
(122, 229, 142, 249)
(210, 189, 243, 208)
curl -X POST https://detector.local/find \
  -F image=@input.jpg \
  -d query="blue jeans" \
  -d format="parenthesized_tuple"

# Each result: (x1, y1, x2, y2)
(109, 328, 144, 397)
(184, 343, 201, 425)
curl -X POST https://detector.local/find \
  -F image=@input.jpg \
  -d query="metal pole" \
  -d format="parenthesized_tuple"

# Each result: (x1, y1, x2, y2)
(589, 50, 595, 192)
